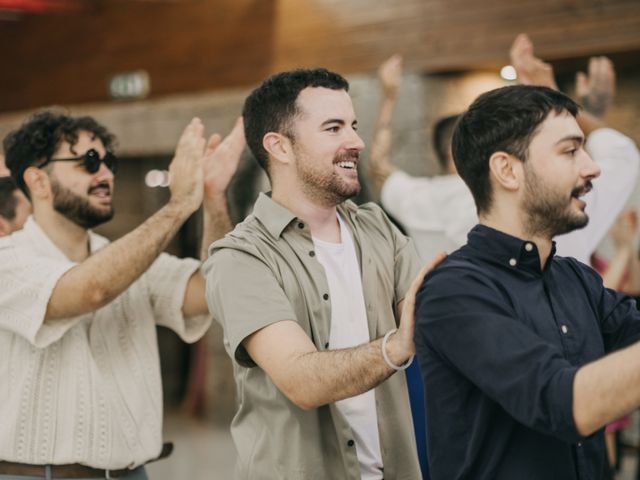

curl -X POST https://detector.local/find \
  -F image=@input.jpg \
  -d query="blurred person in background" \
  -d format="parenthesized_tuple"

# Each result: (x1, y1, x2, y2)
(592, 208, 640, 478)
(0, 171, 31, 236)
(368, 54, 466, 262)
(369, 37, 639, 264)
(0, 153, 31, 236)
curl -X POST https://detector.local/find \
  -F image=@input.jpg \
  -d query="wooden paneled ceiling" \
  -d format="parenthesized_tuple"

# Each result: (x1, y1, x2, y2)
(0, 0, 638, 113)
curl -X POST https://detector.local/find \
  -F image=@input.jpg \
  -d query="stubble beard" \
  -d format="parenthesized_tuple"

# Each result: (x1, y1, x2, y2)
(522, 166, 589, 239)
(297, 150, 361, 207)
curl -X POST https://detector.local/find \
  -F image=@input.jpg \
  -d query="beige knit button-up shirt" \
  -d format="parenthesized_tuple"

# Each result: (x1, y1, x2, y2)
(0, 217, 210, 469)
(204, 193, 423, 480)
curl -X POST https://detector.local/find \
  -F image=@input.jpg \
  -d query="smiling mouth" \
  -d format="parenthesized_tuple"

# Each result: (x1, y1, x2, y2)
(336, 160, 357, 170)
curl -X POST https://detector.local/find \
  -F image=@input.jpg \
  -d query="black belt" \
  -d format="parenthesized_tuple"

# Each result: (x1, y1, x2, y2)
(0, 442, 173, 478)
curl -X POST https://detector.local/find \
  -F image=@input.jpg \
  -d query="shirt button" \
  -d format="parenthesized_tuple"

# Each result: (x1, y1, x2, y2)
(525, 243, 533, 252)
(323, 293, 329, 300)
(297, 222, 305, 229)
(561, 325, 568, 334)
(509, 258, 517, 267)
(347, 439, 355, 447)
(577, 442, 582, 447)
(309, 250, 316, 257)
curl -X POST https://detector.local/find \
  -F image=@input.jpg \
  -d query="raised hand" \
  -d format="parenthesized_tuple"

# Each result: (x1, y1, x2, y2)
(203, 117, 246, 200)
(378, 54, 403, 98)
(509, 33, 558, 90)
(168, 118, 207, 213)
(576, 56, 616, 118)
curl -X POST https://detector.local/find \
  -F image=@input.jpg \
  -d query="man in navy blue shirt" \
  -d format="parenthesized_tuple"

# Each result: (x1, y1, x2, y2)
(415, 84, 640, 480)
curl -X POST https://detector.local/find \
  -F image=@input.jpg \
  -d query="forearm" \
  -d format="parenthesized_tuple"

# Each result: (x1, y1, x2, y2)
(573, 340, 640, 435)
(287, 336, 405, 410)
(376, 93, 397, 129)
(369, 95, 399, 195)
(200, 193, 233, 260)
(46, 200, 192, 321)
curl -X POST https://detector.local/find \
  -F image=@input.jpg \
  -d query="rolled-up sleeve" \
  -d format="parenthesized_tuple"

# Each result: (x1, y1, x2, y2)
(145, 253, 211, 343)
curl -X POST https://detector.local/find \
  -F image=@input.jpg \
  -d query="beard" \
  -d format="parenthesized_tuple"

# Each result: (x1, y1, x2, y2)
(51, 178, 114, 229)
(296, 150, 361, 207)
(522, 164, 590, 238)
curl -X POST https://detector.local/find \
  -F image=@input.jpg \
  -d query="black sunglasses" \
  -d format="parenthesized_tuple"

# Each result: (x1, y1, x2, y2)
(41, 148, 118, 174)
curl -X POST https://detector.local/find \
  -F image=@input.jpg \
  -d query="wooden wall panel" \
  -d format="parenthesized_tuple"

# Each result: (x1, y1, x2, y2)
(0, 0, 276, 111)
(274, 0, 640, 73)
(0, 0, 638, 113)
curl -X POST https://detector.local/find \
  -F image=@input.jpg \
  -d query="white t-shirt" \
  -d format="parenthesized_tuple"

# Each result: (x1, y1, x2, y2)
(313, 215, 383, 480)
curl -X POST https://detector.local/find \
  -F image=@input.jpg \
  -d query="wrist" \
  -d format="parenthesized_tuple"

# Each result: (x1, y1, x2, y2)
(203, 190, 228, 203)
(167, 194, 200, 216)
(382, 88, 399, 99)
(202, 193, 230, 215)
(382, 329, 414, 371)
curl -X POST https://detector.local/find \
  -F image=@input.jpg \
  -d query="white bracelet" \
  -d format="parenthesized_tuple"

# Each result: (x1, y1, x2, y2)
(382, 329, 414, 371)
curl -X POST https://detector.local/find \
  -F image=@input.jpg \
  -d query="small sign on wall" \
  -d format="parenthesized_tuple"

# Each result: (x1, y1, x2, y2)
(108, 70, 150, 100)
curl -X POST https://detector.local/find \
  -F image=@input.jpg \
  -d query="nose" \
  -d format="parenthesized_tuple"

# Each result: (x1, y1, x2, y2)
(347, 128, 365, 152)
(579, 150, 600, 181)
(95, 160, 115, 182)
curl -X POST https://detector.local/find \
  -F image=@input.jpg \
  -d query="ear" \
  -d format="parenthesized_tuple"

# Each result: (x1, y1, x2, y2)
(263, 132, 292, 167)
(488, 151, 521, 192)
(23, 166, 51, 200)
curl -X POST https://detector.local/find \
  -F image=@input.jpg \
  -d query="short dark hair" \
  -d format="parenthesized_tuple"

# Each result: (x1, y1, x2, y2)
(242, 68, 349, 174)
(0, 176, 19, 220)
(452, 85, 579, 214)
(3, 110, 116, 198)
(432, 114, 460, 172)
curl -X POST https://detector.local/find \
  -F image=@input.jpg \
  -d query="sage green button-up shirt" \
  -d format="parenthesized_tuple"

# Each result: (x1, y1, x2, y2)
(204, 193, 422, 480)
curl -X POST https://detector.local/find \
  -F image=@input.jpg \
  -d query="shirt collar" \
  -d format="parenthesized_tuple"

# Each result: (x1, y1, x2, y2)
(253, 192, 297, 238)
(252, 192, 359, 239)
(22, 216, 109, 261)
(467, 224, 556, 274)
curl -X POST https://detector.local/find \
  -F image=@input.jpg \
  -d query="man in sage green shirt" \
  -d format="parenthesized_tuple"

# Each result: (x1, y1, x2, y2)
(204, 68, 435, 480)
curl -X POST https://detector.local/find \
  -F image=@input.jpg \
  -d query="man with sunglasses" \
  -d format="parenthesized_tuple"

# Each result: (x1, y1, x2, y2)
(0, 110, 245, 480)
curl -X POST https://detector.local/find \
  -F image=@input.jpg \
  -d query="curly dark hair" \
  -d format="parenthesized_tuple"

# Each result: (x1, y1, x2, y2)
(243, 68, 349, 176)
(3, 109, 116, 197)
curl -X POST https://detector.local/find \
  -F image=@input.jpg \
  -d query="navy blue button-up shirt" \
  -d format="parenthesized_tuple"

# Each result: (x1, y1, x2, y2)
(415, 224, 640, 480)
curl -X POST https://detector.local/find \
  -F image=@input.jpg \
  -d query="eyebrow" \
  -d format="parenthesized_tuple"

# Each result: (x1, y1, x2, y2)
(555, 135, 585, 146)
(320, 119, 358, 127)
